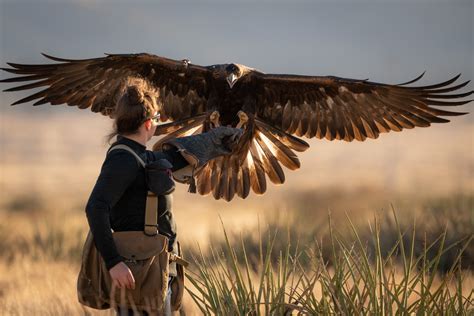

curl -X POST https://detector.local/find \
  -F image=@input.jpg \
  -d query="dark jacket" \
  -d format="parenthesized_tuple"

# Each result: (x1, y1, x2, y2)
(85, 135, 188, 270)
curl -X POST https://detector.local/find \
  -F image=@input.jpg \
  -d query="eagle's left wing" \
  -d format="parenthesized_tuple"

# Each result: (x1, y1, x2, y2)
(257, 73, 472, 141)
(181, 72, 472, 202)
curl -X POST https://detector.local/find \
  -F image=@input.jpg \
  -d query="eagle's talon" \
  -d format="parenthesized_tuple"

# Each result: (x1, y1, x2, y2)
(209, 111, 220, 128)
(236, 110, 249, 129)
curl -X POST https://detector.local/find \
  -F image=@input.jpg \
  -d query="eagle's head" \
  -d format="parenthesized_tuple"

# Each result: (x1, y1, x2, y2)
(225, 63, 252, 89)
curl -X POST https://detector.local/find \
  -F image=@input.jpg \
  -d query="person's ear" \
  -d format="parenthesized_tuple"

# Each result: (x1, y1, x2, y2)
(144, 119, 152, 131)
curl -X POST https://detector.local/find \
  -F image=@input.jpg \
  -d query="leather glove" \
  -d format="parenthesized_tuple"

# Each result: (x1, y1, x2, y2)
(163, 126, 243, 167)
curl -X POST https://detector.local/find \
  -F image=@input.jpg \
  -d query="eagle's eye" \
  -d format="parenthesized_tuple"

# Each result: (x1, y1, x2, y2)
(226, 64, 239, 75)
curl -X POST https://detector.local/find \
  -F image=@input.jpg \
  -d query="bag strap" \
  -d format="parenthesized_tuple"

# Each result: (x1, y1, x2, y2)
(144, 192, 159, 236)
(108, 144, 159, 236)
(108, 144, 146, 168)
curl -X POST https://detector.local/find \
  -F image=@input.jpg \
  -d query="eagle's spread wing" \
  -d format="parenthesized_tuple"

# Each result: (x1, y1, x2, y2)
(1, 53, 210, 121)
(258, 73, 472, 141)
(2, 54, 472, 202)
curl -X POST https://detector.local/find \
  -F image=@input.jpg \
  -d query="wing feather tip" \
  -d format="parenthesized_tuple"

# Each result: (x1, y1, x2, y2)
(41, 52, 58, 60)
(11, 100, 25, 106)
(41, 52, 69, 62)
(6, 62, 23, 69)
(398, 70, 426, 86)
(451, 111, 469, 116)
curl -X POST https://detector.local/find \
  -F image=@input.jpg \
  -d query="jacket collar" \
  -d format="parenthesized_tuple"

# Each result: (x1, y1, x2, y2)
(116, 134, 147, 152)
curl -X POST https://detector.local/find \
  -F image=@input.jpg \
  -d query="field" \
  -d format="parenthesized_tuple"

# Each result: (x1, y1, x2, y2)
(0, 109, 472, 315)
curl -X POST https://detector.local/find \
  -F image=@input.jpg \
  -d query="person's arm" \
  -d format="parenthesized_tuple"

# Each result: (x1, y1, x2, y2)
(153, 147, 189, 171)
(85, 150, 140, 270)
(153, 127, 243, 170)
(162, 126, 243, 167)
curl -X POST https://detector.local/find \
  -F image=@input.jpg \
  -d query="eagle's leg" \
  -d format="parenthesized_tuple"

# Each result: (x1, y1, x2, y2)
(209, 111, 220, 128)
(236, 110, 249, 129)
(234, 110, 253, 165)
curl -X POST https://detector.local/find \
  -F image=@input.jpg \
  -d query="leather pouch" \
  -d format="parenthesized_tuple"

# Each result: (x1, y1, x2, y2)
(77, 231, 170, 313)
(146, 159, 176, 195)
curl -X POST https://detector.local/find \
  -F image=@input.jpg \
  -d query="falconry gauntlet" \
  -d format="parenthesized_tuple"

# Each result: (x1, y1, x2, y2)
(163, 126, 243, 167)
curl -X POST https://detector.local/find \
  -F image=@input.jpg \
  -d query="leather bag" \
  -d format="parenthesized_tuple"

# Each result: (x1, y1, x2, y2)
(77, 229, 169, 312)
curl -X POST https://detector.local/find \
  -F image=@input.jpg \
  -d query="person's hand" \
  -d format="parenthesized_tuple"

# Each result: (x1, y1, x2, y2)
(109, 262, 135, 290)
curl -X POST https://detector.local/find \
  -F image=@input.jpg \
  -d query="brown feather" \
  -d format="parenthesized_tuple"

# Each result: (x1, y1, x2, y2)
(237, 155, 251, 199)
(151, 118, 206, 151)
(195, 164, 212, 195)
(154, 114, 207, 136)
(255, 132, 285, 184)
(257, 128, 300, 170)
(255, 119, 309, 152)
(216, 157, 228, 200)
(210, 158, 222, 199)
(248, 143, 267, 195)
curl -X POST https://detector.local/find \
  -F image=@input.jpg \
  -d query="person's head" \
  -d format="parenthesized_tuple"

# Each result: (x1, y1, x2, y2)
(106, 78, 161, 144)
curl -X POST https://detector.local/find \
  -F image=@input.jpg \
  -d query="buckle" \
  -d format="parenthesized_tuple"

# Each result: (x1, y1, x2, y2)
(169, 254, 190, 267)
(144, 224, 158, 236)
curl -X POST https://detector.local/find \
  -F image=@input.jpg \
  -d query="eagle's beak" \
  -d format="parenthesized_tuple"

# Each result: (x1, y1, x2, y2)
(226, 73, 238, 89)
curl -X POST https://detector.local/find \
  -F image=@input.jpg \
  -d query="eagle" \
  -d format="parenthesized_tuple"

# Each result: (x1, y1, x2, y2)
(1, 53, 472, 201)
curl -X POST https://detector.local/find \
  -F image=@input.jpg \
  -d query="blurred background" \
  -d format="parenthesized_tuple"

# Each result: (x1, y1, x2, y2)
(0, 0, 472, 314)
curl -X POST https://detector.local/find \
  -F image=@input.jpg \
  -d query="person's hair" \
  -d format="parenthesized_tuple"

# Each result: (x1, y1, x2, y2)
(106, 77, 160, 144)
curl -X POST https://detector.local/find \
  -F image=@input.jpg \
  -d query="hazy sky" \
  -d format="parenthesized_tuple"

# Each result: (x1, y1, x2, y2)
(0, 0, 472, 113)
(0, 0, 472, 212)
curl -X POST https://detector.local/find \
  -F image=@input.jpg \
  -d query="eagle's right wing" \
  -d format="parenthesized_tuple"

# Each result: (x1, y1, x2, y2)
(1, 53, 211, 122)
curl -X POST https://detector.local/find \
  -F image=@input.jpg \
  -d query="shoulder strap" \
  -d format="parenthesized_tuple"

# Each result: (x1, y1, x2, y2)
(108, 144, 146, 168)
(107, 144, 159, 236)
(144, 192, 159, 236)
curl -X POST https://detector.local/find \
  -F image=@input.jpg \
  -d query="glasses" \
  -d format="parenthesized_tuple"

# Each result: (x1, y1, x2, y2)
(147, 113, 161, 124)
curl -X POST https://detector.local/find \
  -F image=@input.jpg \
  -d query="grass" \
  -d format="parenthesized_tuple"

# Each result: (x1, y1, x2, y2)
(0, 195, 472, 315)
(186, 208, 473, 315)
(187, 194, 473, 274)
